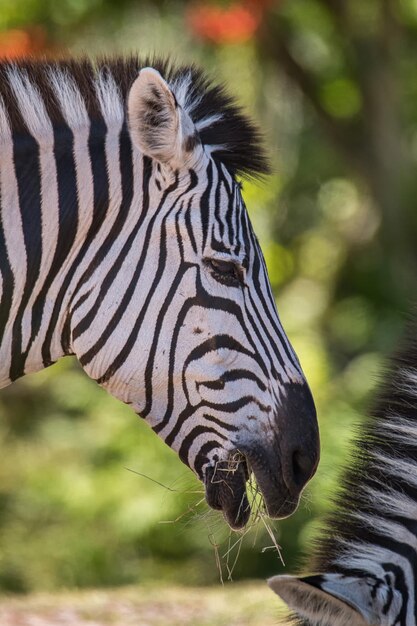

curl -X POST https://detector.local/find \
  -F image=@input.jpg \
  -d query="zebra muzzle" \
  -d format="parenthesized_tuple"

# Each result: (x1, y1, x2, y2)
(204, 454, 251, 530)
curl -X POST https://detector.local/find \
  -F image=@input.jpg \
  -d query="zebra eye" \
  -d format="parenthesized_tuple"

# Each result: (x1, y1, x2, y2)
(205, 258, 243, 286)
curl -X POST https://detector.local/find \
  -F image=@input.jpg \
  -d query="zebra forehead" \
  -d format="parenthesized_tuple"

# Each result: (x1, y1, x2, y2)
(0, 56, 269, 180)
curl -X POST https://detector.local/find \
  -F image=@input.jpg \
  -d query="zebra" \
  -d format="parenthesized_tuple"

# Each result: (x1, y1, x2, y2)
(0, 56, 319, 530)
(269, 320, 417, 625)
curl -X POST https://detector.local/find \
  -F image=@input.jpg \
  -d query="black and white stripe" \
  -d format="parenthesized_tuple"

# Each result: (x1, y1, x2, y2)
(0, 57, 319, 528)
(270, 319, 417, 625)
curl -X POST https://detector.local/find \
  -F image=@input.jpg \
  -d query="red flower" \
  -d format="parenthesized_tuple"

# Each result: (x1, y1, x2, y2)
(0, 27, 47, 59)
(187, 2, 266, 44)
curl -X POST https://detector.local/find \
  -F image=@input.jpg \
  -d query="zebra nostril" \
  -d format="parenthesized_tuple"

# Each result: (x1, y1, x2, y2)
(291, 450, 312, 489)
(282, 446, 318, 497)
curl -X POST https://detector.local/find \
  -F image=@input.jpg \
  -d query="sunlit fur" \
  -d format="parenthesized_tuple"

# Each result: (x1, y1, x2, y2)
(269, 319, 417, 625)
(0, 57, 318, 524)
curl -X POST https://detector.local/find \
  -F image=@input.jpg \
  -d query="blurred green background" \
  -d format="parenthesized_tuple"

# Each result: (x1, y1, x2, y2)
(0, 0, 415, 594)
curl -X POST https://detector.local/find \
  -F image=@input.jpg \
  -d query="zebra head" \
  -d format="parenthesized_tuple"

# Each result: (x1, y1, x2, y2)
(71, 64, 319, 528)
(268, 572, 402, 626)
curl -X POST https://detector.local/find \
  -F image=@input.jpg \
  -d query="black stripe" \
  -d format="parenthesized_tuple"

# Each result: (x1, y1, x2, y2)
(203, 413, 239, 431)
(200, 160, 212, 251)
(9, 132, 42, 380)
(0, 211, 14, 347)
(178, 426, 227, 466)
(213, 171, 224, 240)
(233, 184, 243, 257)
(184, 195, 197, 254)
(197, 368, 266, 393)
(194, 441, 221, 479)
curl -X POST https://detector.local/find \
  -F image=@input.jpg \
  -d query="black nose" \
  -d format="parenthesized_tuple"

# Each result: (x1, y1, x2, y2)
(287, 447, 318, 491)
(279, 382, 320, 496)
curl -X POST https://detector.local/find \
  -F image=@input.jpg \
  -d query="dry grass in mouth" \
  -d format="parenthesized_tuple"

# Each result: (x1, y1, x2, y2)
(125, 457, 285, 584)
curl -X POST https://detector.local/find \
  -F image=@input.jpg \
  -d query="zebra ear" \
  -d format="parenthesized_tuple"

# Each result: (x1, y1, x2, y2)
(127, 67, 200, 168)
(268, 573, 387, 626)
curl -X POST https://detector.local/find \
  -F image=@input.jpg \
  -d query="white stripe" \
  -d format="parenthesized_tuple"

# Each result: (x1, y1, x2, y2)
(362, 485, 417, 519)
(171, 72, 193, 110)
(7, 67, 53, 141)
(351, 511, 417, 549)
(378, 416, 417, 441)
(371, 452, 417, 488)
(95, 69, 124, 128)
(0, 95, 11, 143)
(399, 368, 417, 396)
(195, 114, 223, 132)
(0, 97, 26, 385)
(48, 68, 90, 129)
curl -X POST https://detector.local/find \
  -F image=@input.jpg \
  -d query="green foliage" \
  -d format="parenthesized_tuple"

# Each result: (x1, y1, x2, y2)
(0, 360, 289, 591)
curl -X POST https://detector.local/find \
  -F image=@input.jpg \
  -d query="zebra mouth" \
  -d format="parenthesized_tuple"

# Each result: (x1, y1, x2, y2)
(204, 448, 301, 529)
(204, 453, 250, 530)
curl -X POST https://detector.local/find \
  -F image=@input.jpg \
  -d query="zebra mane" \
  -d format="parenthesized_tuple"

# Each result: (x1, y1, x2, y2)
(0, 56, 269, 180)
(289, 316, 417, 624)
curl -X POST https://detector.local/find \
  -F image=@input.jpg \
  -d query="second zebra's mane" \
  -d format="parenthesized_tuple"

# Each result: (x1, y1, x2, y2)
(307, 322, 417, 573)
(0, 56, 269, 179)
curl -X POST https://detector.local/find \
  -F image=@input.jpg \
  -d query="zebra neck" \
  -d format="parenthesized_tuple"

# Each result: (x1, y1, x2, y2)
(0, 120, 137, 387)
